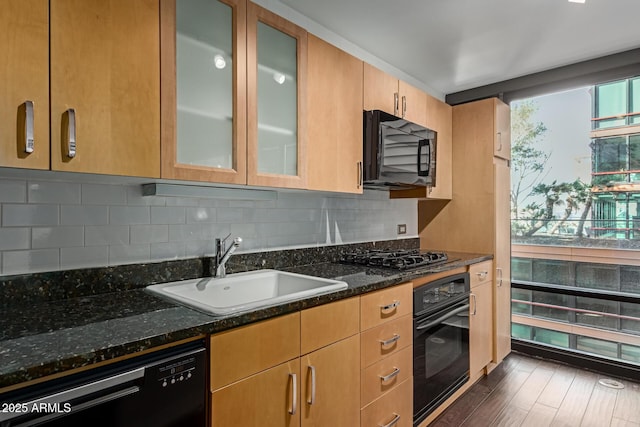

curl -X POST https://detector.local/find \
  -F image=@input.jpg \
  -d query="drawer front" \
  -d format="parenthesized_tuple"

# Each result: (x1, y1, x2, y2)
(361, 345, 413, 406)
(469, 260, 493, 289)
(210, 312, 300, 391)
(361, 378, 413, 427)
(301, 297, 360, 355)
(361, 314, 412, 368)
(360, 282, 412, 331)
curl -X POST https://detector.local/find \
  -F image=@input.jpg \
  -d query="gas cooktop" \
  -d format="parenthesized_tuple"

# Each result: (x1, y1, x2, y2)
(339, 249, 450, 270)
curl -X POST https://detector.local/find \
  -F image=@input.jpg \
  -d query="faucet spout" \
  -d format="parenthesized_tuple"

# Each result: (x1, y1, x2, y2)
(215, 236, 242, 278)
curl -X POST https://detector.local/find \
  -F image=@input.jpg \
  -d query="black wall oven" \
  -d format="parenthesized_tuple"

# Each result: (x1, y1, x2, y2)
(413, 272, 470, 426)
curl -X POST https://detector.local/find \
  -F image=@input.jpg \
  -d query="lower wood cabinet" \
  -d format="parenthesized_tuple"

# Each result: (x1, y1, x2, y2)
(469, 260, 494, 382)
(361, 378, 413, 427)
(209, 297, 360, 427)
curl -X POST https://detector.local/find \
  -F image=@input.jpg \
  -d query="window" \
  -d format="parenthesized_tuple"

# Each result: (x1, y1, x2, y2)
(594, 77, 640, 129)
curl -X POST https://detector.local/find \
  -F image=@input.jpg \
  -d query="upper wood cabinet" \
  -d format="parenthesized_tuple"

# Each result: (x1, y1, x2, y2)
(0, 0, 49, 170)
(1, 0, 159, 177)
(306, 35, 363, 193)
(363, 63, 427, 126)
(495, 99, 511, 160)
(247, 2, 307, 189)
(161, 0, 247, 184)
(50, 0, 160, 177)
(161, 0, 307, 189)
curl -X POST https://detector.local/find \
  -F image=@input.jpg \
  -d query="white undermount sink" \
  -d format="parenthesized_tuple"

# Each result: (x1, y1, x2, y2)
(146, 269, 348, 316)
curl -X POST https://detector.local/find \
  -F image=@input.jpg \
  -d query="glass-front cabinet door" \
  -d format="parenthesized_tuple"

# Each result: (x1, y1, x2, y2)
(161, 0, 247, 184)
(247, 3, 307, 189)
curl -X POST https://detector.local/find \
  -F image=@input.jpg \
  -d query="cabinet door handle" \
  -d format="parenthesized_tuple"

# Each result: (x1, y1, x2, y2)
(357, 161, 363, 188)
(471, 293, 477, 316)
(497, 131, 503, 152)
(380, 300, 400, 313)
(496, 267, 503, 287)
(288, 373, 297, 415)
(379, 334, 401, 347)
(65, 109, 77, 158)
(307, 365, 316, 405)
(379, 367, 400, 383)
(24, 100, 35, 154)
(379, 413, 401, 427)
(402, 95, 406, 118)
(394, 92, 399, 116)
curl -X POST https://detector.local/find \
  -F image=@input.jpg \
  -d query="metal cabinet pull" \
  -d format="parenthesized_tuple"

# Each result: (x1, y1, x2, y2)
(476, 271, 488, 280)
(380, 300, 400, 313)
(379, 367, 400, 383)
(394, 92, 399, 116)
(379, 413, 401, 427)
(496, 131, 503, 152)
(379, 334, 401, 347)
(471, 293, 477, 316)
(65, 109, 77, 158)
(402, 95, 406, 118)
(307, 365, 316, 405)
(357, 161, 363, 188)
(24, 100, 34, 153)
(496, 267, 503, 287)
(288, 373, 297, 415)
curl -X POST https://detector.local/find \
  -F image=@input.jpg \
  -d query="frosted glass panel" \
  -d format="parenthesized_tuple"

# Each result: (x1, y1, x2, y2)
(256, 22, 297, 175)
(176, 0, 233, 168)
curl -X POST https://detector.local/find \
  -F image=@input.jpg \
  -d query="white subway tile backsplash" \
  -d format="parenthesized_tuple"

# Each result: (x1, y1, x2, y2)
(0, 180, 27, 203)
(186, 207, 217, 223)
(82, 184, 127, 205)
(151, 206, 186, 225)
(2, 205, 59, 227)
(0, 228, 30, 251)
(28, 182, 81, 204)
(60, 206, 109, 226)
(85, 225, 129, 246)
(3, 249, 60, 275)
(0, 172, 418, 276)
(60, 246, 108, 270)
(131, 225, 169, 244)
(109, 244, 150, 265)
(150, 242, 186, 261)
(32, 226, 84, 249)
(109, 206, 150, 225)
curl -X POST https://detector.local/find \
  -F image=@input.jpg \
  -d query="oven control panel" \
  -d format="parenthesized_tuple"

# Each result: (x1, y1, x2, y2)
(414, 272, 470, 316)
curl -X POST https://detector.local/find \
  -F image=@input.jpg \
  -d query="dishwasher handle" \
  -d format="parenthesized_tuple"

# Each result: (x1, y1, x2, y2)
(0, 367, 145, 423)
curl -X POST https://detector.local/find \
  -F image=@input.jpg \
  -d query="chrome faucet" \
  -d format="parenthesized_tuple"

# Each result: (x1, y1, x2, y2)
(214, 234, 242, 278)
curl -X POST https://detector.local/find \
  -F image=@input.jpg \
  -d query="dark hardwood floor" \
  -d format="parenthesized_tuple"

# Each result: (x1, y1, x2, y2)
(431, 352, 640, 427)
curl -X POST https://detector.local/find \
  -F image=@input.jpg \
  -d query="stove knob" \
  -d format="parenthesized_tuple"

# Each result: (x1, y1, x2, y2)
(162, 380, 168, 387)
(179, 375, 184, 381)
(171, 377, 176, 384)
(187, 371, 192, 379)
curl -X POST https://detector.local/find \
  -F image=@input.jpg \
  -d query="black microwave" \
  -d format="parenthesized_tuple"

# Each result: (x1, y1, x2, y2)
(363, 110, 437, 189)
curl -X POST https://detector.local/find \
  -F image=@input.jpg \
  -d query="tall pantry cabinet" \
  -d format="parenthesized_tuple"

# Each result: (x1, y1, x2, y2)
(418, 97, 512, 367)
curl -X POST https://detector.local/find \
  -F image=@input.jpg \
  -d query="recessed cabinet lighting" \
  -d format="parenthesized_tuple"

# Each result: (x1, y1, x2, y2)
(213, 54, 226, 70)
(568, 0, 585, 3)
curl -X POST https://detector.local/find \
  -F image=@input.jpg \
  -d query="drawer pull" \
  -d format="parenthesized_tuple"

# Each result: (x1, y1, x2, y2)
(476, 271, 488, 280)
(380, 413, 401, 427)
(288, 373, 297, 415)
(307, 365, 316, 405)
(379, 334, 401, 347)
(379, 367, 400, 383)
(380, 300, 400, 313)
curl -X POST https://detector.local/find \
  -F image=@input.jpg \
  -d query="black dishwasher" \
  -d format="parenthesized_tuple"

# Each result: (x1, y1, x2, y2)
(0, 340, 207, 427)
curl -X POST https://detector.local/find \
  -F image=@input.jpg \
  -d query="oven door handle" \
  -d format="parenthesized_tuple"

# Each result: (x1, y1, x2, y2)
(416, 304, 470, 330)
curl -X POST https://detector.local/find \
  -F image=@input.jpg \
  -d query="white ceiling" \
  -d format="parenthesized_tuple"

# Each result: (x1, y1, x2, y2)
(277, 0, 640, 96)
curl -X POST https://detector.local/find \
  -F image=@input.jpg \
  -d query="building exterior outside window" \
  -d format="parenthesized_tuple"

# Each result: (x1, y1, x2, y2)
(510, 77, 640, 371)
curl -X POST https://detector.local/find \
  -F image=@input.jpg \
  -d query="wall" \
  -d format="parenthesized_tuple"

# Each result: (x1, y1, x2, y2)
(0, 169, 417, 276)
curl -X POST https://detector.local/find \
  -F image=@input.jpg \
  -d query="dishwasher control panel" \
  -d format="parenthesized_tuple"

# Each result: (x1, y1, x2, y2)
(155, 354, 200, 388)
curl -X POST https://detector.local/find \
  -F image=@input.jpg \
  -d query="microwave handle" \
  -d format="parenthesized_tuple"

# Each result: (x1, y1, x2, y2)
(417, 139, 430, 176)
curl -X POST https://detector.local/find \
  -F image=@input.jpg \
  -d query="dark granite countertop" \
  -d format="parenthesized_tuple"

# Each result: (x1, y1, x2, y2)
(0, 250, 490, 391)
